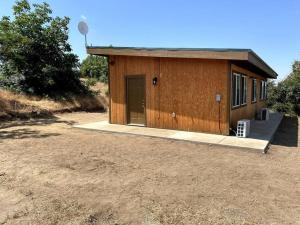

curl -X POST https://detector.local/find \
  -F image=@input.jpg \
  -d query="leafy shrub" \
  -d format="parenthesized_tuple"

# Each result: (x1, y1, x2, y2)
(104, 87, 109, 96)
(80, 55, 108, 83)
(84, 77, 98, 87)
(267, 61, 300, 115)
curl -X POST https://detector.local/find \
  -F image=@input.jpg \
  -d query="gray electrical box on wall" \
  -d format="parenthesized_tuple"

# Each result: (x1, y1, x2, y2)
(216, 94, 221, 102)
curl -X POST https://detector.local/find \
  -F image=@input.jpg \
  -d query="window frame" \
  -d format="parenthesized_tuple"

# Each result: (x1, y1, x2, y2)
(232, 72, 240, 108)
(264, 81, 267, 99)
(260, 80, 267, 100)
(260, 80, 263, 100)
(241, 75, 247, 105)
(251, 78, 257, 103)
(232, 72, 247, 109)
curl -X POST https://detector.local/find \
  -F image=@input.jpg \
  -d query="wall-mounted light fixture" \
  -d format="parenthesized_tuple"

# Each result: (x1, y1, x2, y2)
(109, 60, 115, 66)
(152, 77, 158, 85)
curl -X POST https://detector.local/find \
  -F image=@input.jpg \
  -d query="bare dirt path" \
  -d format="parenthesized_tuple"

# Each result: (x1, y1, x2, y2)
(0, 112, 299, 225)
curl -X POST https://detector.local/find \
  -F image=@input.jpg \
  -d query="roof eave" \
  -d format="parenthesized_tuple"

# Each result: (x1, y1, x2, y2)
(247, 51, 278, 79)
(87, 47, 249, 61)
(87, 46, 277, 79)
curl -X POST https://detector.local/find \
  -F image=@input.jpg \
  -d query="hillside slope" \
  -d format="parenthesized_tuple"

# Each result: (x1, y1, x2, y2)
(0, 83, 108, 120)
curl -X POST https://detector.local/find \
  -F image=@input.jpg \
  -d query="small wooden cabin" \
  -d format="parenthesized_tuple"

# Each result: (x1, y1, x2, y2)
(87, 47, 277, 135)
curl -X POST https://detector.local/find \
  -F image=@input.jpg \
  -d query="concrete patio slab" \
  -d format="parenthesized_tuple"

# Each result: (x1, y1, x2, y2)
(74, 112, 283, 152)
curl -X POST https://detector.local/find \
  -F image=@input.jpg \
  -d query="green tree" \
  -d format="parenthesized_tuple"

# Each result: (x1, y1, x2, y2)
(80, 55, 108, 83)
(0, 0, 86, 97)
(267, 61, 300, 115)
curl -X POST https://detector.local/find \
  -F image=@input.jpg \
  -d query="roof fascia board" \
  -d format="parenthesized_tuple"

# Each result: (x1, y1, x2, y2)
(87, 47, 277, 78)
(87, 47, 249, 61)
(247, 52, 277, 78)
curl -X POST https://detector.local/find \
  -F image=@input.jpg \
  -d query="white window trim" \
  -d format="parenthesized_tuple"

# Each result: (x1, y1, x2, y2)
(262, 80, 267, 100)
(260, 81, 264, 100)
(260, 80, 267, 100)
(252, 79, 257, 103)
(241, 75, 247, 105)
(232, 73, 241, 108)
(232, 73, 247, 108)
(264, 81, 267, 99)
(259, 80, 264, 100)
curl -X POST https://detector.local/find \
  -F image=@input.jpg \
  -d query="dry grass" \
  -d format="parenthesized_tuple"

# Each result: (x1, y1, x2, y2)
(0, 82, 108, 119)
(89, 81, 108, 95)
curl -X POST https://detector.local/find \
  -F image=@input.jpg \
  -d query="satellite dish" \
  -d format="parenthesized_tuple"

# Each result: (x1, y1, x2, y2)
(78, 21, 89, 46)
(78, 21, 88, 35)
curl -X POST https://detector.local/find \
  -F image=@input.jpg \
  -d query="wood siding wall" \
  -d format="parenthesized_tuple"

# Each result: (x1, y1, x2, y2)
(109, 56, 230, 134)
(230, 64, 266, 128)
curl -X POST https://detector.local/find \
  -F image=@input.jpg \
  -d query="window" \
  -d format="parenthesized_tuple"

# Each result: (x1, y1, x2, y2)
(252, 79, 257, 102)
(232, 73, 240, 107)
(260, 80, 267, 100)
(232, 73, 247, 107)
(260, 81, 263, 99)
(264, 81, 267, 99)
(241, 75, 247, 105)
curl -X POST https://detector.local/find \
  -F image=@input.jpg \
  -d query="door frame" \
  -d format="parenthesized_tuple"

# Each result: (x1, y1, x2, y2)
(125, 74, 146, 126)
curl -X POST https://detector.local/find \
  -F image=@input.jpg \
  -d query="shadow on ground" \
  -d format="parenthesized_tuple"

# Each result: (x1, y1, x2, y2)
(0, 115, 74, 141)
(0, 115, 75, 129)
(271, 116, 299, 147)
(0, 128, 60, 140)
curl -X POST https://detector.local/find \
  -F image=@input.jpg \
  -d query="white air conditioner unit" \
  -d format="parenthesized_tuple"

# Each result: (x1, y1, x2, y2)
(236, 119, 250, 138)
(260, 108, 270, 120)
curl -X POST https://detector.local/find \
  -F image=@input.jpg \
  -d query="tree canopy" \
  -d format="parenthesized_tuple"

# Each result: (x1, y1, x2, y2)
(0, 0, 87, 97)
(80, 55, 108, 83)
(267, 61, 300, 115)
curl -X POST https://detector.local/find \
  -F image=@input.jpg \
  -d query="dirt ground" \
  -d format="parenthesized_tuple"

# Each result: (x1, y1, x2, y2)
(0, 112, 299, 225)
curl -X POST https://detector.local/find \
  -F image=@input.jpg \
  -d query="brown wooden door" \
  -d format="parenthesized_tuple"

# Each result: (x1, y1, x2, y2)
(126, 76, 145, 125)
